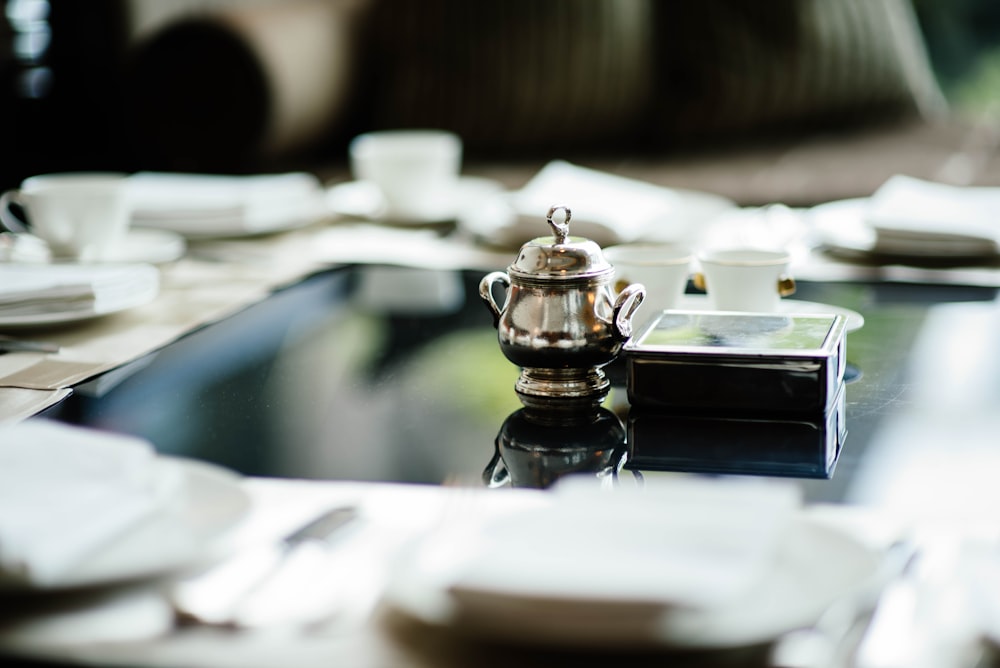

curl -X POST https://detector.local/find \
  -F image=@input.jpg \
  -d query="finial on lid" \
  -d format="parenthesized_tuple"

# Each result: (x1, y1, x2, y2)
(546, 205, 571, 244)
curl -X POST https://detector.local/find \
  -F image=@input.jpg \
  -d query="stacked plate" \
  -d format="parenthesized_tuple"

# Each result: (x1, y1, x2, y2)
(0, 263, 161, 328)
(383, 478, 882, 651)
(129, 172, 328, 239)
(0, 421, 249, 650)
(811, 175, 1000, 264)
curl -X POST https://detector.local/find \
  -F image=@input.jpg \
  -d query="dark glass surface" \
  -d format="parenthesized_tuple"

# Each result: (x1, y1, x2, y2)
(41, 266, 1000, 504)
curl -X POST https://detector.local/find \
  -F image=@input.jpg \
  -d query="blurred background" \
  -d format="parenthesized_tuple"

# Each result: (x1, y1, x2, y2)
(2, 0, 1000, 202)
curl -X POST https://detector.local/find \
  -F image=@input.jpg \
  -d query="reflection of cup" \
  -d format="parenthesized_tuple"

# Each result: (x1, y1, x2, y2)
(605, 243, 691, 317)
(349, 129, 462, 221)
(694, 248, 796, 313)
(0, 173, 131, 262)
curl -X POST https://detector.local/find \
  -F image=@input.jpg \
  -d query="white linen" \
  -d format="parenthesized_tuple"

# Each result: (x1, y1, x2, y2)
(129, 172, 327, 237)
(0, 420, 178, 586)
(0, 263, 159, 318)
(866, 175, 1000, 256)
(446, 476, 802, 609)
(387, 476, 801, 623)
(473, 160, 733, 248)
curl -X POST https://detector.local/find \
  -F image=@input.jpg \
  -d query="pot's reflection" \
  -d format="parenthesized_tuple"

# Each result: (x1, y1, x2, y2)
(484, 407, 628, 489)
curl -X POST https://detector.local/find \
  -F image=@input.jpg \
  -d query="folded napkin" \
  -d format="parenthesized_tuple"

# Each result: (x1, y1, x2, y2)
(129, 172, 326, 237)
(866, 175, 1000, 257)
(443, 476, 801, 610)
(0, 263, 159, 318)
(0, 421, 178, 586)
(482, 160, 732, 248)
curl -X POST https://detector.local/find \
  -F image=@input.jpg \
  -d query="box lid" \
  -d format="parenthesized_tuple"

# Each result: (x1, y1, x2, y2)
(624, 310, 846, 359)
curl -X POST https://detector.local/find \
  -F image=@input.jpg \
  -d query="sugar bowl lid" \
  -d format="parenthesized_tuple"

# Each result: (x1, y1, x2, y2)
(508, 206, 612, 280)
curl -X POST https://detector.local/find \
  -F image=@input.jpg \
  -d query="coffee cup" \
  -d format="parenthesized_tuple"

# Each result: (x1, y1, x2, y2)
(0, 173, 132, 262)
(605, 243, 692, 316)
(348, 129, 462, 221)
(694, 248, 796, 312)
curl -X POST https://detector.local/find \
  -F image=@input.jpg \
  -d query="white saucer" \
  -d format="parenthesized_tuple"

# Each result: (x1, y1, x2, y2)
(12, 229, 186, 266)
(675, 294, 865, 332)
(0, 457, 249, 591)
(104, 229, 186, 265)
(383, 513, 879, 650)
(327, 177, 504, 225)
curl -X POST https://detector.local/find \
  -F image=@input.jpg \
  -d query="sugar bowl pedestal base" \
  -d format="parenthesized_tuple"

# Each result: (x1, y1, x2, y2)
(514, 367, 610, 411)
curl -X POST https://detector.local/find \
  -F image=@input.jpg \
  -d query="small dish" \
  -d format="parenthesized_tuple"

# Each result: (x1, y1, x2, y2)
(102, 229, 186, 265)
(327, 177, 504, 226)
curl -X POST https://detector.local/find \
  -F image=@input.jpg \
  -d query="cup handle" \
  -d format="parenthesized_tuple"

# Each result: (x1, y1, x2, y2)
(0, 190, 29, 234)
(777, 276, 796, 297)
(612, 283, 646, 339)
(479, 271, 510, 329)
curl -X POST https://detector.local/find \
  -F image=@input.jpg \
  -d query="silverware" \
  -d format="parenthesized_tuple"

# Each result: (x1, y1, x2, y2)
(853, 540, 984, 668)
(170, 505, 359, 627)
(770, 541, 918, 668)
(0, 335, 60, 354)
(851, 548, 923, 668)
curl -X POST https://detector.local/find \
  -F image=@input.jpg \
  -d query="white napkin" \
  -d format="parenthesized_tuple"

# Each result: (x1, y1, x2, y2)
(0, 263, 159, 318)
(482, 160, 732, 248)
(0, 420, 178, 586)
(442, 476, 801, 610)
(866, 175, 1000, 256)
(129, 172, 326, 237)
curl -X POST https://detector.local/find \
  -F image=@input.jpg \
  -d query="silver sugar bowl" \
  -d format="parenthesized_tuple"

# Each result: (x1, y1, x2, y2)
(479, 206, 645, 408)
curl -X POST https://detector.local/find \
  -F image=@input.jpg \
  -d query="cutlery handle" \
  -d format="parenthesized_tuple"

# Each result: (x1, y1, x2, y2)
(170, 545, 284, 625)
(170, 505, 360, 626)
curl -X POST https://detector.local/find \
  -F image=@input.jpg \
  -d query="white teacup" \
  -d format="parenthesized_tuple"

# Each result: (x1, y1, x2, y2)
(694, 248, 796, 312)
(349, 129, 462, 221)
(0, 173, 132, 262)
(605, 243, 692, 317)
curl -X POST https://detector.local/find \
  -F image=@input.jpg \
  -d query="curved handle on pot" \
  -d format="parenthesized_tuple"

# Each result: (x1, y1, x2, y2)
(612, 283, 646, 340)
(479, 271, 511, 329)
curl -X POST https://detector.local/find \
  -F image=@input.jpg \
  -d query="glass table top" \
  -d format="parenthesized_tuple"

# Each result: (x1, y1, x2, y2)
(43, 266, 1000, 505)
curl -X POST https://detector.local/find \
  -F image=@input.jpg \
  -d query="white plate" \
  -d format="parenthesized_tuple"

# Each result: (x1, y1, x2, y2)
(327, 177, 504, 225)
(6, 230, 185, 266)
(383, 514, 880, 650)
(130, 172, 327, 239)
(675, 294, 865, 332)
(0, 265, 160, 329)
(0, 457, 249, 591)
(810, 198, 998, 260)
(103, 229, 186, 265)
(132, 207, 323, 240)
